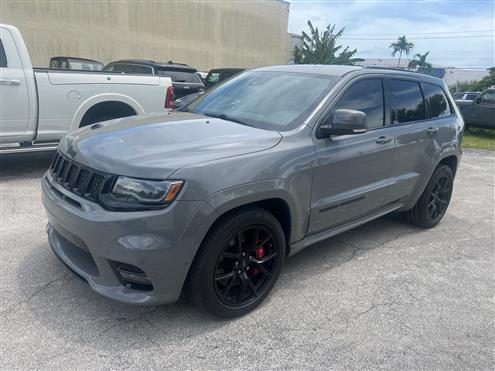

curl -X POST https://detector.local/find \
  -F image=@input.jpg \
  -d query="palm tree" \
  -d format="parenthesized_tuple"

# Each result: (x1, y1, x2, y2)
(389, 35, 414, 68)
(408, 51, 433, 73)
(294, 20, 359, 65)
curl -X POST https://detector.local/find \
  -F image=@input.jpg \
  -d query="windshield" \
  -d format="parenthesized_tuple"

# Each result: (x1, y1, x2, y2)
(189, 71, 339, 131)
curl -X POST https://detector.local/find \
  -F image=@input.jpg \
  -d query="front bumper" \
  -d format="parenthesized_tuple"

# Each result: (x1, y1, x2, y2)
(42, 172, 210, 305)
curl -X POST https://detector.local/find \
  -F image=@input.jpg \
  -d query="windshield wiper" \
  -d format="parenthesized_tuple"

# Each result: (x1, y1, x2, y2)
(203, 111, 253, 127)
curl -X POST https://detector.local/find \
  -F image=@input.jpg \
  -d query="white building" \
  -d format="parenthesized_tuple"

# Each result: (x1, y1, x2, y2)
(356, 58, 490, 87)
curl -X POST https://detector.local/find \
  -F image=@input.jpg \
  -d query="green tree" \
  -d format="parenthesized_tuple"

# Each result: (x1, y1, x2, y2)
(390, 35, 414, 67)
(449, 67, 495, 92)
(294, 20, 359, 65)
(408, 51, 433, 74)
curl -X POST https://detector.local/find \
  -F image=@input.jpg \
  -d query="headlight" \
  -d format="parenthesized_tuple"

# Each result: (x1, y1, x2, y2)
(100, 176, 184, 211)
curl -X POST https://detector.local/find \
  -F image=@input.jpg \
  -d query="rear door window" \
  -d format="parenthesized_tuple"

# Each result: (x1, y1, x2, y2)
(389, 79, 426, 124)
(332, 78, 385, 129)
(422, 83, 451, 118)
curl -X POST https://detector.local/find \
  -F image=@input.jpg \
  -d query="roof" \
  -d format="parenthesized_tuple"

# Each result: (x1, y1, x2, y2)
(254, 64, 446, 84)
(110, 59, 196, 71)
(50, 56, 102, 63)
(255, 64, 361, 76)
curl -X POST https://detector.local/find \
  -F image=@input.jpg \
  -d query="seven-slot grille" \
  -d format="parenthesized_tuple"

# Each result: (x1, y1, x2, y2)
(50, 151, 112, 202)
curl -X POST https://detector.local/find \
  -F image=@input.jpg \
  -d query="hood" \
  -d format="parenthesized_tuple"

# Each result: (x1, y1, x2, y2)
(59, 112, 282, 179)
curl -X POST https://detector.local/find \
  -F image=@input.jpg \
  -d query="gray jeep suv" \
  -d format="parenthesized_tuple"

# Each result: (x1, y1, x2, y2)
(42, 65, 463, 318)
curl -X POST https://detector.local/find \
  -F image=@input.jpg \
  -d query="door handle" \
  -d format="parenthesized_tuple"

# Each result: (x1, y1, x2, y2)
(426, 127, 439, 136)
(376, 136, 392, 144)
(0, 79, 20, 85)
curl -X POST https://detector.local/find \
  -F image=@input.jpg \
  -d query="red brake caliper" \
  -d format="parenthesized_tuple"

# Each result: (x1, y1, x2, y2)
(250, 243, 265, 276)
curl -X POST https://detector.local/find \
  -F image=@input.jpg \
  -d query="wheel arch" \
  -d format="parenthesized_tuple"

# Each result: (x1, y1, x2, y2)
(70, 93, 145, 130)
(438, 154, 459, 177)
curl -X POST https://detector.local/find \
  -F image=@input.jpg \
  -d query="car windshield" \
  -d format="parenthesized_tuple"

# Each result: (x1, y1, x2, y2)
(189, 71, 339, 131)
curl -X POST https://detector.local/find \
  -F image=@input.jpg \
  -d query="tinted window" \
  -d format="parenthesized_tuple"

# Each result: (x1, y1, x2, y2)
(423, 83, 451, 118)
(332, 79, 384, 129)
(103, 63, 152, 74)
(125, 64, 152, 74)
(389, 80, 426, 124)
(0, 39, 7, 67)
(190, 71, 339, 131)
(157, 69, 202, 83)
(465, 93, 479, 100)
(480, 91, 495, 104)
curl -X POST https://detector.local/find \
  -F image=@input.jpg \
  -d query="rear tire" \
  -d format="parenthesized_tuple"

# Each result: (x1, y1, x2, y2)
(403, 165, 454, 228)
(187, 207, 285, 318)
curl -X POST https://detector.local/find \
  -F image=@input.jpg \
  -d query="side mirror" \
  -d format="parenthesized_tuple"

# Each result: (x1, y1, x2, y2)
(317, 109, 368, 138)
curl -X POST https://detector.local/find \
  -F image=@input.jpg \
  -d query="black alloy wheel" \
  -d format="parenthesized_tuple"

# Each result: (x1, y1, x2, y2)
(427, 174, 452, 219)
(214, 226, 279, 307)
(188, 207, 285, 318)
(403, 164, 454, 228)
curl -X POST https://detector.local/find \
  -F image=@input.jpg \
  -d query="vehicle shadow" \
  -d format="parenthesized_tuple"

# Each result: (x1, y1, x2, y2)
(11, 212, 427, 356)
(0, 151, 54, 180)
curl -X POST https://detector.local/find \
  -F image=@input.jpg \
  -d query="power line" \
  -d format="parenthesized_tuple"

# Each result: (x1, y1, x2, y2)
(345, 29, 495, 36)
(341, 35, 493, 40)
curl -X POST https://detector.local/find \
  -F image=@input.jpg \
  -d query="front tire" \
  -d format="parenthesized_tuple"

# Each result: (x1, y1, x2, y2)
(403, 165, 454, 228)
(187, 207, 285, 318)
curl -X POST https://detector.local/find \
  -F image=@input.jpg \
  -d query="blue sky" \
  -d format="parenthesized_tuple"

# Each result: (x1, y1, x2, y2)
(287, 0, 495, 68)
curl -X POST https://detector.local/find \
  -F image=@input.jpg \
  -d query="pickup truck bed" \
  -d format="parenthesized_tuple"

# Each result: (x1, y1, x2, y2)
(0, 24, 173, 151)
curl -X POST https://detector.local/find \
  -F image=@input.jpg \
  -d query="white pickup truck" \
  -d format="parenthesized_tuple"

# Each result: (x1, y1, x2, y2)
(0, 24, 173, 154)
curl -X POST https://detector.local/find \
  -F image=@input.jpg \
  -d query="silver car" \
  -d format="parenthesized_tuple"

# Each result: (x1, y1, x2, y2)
(42, 65, 463, 318)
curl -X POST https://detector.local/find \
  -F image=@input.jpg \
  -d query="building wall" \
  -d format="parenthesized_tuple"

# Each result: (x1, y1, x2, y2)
(1, 0, 291, 71)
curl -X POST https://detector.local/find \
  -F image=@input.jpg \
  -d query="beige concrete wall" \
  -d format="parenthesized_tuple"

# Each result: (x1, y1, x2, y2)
(1, 0, 291, 70)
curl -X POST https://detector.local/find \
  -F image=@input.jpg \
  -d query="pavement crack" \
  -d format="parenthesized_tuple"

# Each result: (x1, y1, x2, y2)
(0, 272, 72, 316)
(98, 306, 159, 336)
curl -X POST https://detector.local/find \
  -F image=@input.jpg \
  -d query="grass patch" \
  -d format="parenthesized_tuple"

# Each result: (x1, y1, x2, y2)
(463, 128, 495, 151)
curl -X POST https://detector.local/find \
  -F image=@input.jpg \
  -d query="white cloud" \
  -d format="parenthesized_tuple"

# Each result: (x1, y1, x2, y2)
(287, 0, 495, 68)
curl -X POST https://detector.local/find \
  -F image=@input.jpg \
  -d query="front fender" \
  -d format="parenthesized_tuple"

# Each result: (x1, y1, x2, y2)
(204, 179, 305, 244)
(70, 93, 145, 131)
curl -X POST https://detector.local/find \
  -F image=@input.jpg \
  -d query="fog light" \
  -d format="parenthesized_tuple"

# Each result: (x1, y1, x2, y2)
(114, 262, 153, 290)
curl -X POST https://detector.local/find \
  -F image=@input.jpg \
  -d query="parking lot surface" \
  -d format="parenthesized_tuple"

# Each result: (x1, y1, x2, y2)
(1, 149, 494, 370)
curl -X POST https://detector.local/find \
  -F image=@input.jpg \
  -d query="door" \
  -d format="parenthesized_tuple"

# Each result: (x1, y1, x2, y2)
(385, 79, 442, 202)
(474, 90, 495, 127)
(0, 27, 30, 140)
(308, 77, 397, 234)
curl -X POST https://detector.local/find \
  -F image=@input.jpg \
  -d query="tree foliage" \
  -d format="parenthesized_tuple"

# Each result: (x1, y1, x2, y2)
(294, 21, 359, 65)
(389, 35, 414, 67)
(449, 67, 495, 92)
(408, 51, 432, 73)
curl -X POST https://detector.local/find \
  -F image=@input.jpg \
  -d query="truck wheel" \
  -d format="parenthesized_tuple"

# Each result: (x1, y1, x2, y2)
(403, 165, 454, 228)
(187, 207, 285, 318)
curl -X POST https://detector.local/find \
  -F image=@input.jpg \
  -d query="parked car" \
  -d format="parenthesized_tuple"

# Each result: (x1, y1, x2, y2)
(173, 68, 245, 109)
(173, 90, 205, 109)
(204, 68, 245, 89)
(455, 88, 495, 129)
(452, 91, 479, 101)
(0, 24, 173, 154)
(103, 59, 205, 99)
(49, 56, 104, 71)
(43, 65, 463, 318)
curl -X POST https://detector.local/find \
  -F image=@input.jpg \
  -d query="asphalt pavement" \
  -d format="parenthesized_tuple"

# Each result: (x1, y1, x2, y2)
(0, 149, 494, 370)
